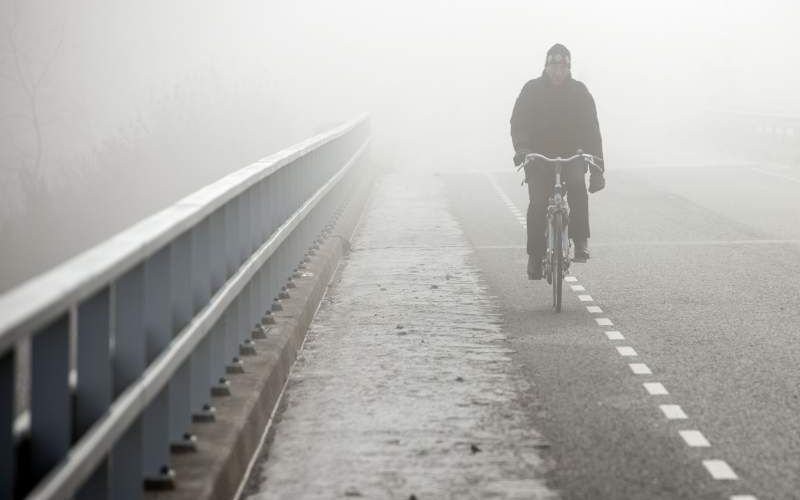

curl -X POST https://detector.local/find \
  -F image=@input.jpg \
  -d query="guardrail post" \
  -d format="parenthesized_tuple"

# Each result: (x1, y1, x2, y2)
(226, 298, 243, 374)
(209, 209, 229, 396)
(226, 199, 240, 280)
(239, 284, 256, 355)
(142, 247, 175, 489)
(76, 287, 112, 499)
(190, 219, 215, 422)
(237, 191, 253, 355)
(241, 189, 252, 263)
(1, 349, 13, 498)
(29, 314, 71, 490)
(111, 264, 146, 500)
(169, 234, 196, 453)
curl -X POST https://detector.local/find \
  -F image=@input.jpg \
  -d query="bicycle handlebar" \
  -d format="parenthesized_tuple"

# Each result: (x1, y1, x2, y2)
(517, 151, 604, 173)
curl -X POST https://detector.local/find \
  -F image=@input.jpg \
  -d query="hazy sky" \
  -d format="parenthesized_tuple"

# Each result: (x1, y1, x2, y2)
(1, 0, 799, 289)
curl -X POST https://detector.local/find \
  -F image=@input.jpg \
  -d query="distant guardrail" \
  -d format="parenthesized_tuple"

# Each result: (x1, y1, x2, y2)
(707, 109, 800, 162)
(0, 115, 371, 499)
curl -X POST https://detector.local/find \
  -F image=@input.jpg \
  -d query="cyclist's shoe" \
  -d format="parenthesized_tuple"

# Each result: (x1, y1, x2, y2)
(573, 238, 590, 262)
(527, 255, 543, 280)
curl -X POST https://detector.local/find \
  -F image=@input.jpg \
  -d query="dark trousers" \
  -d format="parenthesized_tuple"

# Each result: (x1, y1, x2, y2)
(525, 161, 590, 257)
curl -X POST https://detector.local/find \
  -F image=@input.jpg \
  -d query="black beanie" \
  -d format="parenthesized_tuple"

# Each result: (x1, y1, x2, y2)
(545, 43, 571, 67)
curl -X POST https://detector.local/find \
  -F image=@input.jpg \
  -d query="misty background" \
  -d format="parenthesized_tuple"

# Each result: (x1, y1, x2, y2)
(2, 0, 799, 293)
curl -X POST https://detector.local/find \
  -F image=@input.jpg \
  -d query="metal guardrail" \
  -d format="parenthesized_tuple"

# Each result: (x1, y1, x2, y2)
(706, 109, 800, 161)
(0, 115, 371, 499)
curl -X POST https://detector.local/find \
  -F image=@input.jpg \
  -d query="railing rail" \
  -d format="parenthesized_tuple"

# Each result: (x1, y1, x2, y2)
(0, 114, 371, 499)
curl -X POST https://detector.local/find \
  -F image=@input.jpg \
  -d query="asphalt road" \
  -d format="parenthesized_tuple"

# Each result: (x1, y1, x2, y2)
(442, 162, 800, 500)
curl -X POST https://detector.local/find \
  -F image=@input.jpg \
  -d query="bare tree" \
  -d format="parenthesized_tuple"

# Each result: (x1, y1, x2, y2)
(1, 0, 66, 205)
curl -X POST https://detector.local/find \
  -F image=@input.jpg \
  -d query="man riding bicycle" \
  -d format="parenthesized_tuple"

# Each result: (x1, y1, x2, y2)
(510, 43, 605, 280)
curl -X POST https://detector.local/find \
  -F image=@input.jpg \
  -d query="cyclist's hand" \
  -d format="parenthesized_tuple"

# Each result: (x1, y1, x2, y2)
(588, 171, 605, 193)
(513, 149, 532, 167)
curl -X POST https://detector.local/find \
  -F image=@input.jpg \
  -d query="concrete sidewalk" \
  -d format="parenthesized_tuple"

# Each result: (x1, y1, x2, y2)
(243, 172, 556, 500)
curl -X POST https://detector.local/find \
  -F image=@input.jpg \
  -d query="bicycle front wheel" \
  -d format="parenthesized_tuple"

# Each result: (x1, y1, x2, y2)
(552, 213, 563, 312)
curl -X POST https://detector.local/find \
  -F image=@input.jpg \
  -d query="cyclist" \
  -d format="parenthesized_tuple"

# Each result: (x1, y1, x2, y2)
(510, 43, 605, 280)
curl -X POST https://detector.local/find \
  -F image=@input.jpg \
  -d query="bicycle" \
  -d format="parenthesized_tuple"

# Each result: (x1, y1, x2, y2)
(517, 151, 603, 312)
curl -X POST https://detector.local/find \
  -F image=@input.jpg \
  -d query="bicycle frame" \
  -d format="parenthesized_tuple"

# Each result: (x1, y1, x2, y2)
(543, 161, 571, 286)
(518, 151, 602, 311)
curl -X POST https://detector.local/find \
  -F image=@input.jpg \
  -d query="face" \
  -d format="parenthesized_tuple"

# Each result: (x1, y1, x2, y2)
(545, 62, 569, 86)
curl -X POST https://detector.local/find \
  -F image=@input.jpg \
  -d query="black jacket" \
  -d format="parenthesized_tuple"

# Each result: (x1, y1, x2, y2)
(510, 72, 603, 164)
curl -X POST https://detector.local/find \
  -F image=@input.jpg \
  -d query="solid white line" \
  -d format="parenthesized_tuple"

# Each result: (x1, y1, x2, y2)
(703, 460, 738, 480)
(592, 239, 800, 247)
(474, 241, 800, 249)
(578, 294, 593, 302)
(596, 318, 613, 326)
(617, 346, 638, 357)
(644, 382, 668, 395)
(751, 166, 800, 185)
(605, 331, 624, 340)
(680, 430, 711, 447)
(629, 363, 652, 375)
(586, 306, 603, 313)
(571, 285, 586, 291)
(565, 276, 578, 282)
(660, 404, 688, 419)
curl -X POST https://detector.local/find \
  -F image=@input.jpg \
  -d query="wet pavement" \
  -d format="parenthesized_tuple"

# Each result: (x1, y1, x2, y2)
(244, 172, 555, 500)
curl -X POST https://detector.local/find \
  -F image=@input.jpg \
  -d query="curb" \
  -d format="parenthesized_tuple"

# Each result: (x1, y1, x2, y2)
(145, 173, 375, 500)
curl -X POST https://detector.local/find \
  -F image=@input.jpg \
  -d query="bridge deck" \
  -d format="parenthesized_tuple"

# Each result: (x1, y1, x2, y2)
(242, 172, 554, 499)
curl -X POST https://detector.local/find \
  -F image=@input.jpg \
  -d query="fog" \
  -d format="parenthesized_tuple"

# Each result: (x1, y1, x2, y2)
(2, 0, 799, 292)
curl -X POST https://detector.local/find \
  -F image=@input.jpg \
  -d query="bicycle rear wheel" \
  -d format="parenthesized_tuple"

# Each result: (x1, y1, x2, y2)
(552, 213, 563, 312)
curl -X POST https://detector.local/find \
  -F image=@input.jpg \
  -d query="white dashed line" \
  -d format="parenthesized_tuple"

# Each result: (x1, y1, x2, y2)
(486, 172, 527, 232)
(643, 382, 669, 395)
(660, 404, 688, 419)
(703, 459, 738, 480)
(484, 171, 754, 496)
(680, 430, 711, 447)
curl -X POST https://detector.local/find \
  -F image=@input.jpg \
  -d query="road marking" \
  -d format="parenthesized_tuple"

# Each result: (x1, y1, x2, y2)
(680, 430, 711, 447)
(586, 306, 603, 313)
(565, 276, 578, 282)
(596, 318, 613, 326)
(644, 382, 668, 395)
(629, 363, 652, 375)
(660, 404, 688, 419)
(730, 496, 758, 500)
(474, 240, 800, 249)
(592, 239, 800, 247)
(486, 172, 527, 230)
(571, 284, 585, 291)
(751, 166, 800, 185)
(578, 294, 593, 302)
(616, 346, 638, 357)
(703, 460, 738, 480)
(605, 331, 624, 340)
